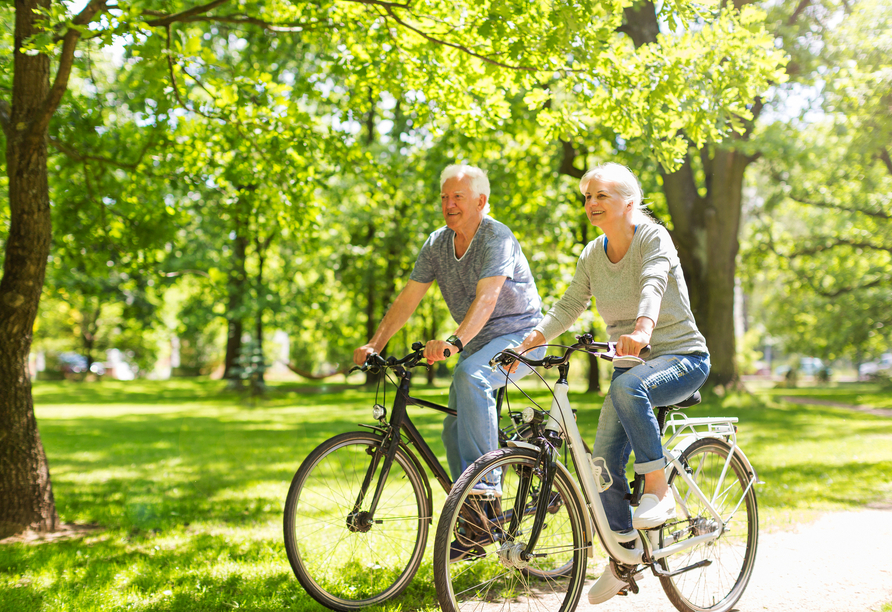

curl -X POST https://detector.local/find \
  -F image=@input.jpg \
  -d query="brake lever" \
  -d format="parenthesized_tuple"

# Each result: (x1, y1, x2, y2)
(489, 349, 519, 372)
(613, 355, 646, 369)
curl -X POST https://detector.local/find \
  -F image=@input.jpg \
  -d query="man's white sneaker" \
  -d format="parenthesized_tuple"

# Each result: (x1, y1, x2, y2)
(632, 493, 676, 529)
(587, 562, 643, 604)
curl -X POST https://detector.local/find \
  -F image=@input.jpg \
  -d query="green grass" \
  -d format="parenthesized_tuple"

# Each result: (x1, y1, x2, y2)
(1, 378, 890, 611)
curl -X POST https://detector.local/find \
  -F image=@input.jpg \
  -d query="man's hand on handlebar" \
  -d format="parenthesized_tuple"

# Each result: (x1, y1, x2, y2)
(423, 339, 457, 364)
(353, 344, 380, 367)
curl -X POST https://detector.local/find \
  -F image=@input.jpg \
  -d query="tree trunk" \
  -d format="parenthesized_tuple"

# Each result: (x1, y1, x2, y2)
(623, 1, 755, 388)
(80, 299, 101, 373)
(223, 214, 248, 379)
(662, 148, 750, 388)
(363, 222, 379, 386)
(254, 236, 267, 386)
(426, 299, 439, 385)
(0, 0, 60, 538)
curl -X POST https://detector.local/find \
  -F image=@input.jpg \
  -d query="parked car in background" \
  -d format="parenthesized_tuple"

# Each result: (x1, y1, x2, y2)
(775, 357, 832, 380)
(859, 353, 892, 380)
(57, 352, 88, 375)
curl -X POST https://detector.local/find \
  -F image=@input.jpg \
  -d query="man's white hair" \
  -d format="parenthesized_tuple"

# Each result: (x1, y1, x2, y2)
(440, 164, 491, 215)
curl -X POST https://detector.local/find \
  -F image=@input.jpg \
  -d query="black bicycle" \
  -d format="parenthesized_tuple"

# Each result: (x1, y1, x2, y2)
(282, 342, 573, 610)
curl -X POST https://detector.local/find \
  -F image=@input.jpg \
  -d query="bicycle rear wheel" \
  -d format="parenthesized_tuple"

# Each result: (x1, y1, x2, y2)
(434, 447, 588, 612)
(659, 437, 759, 612)
(283, 431, 429, 611)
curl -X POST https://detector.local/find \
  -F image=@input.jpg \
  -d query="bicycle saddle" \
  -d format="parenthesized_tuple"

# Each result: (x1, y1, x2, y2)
(673, 391, 701, 408)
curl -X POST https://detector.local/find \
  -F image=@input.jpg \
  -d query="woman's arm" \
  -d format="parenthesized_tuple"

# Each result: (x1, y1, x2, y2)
(637, 227, 673, 325)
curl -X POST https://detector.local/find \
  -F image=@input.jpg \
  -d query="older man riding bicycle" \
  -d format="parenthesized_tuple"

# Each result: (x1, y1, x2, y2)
(353, 164, 544, 509)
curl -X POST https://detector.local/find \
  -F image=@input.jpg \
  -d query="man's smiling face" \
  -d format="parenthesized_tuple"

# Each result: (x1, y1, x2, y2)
(441, 174, 485, 235)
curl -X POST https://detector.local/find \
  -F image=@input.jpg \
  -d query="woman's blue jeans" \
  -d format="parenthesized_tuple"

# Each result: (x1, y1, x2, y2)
(592, 353, 710, 532)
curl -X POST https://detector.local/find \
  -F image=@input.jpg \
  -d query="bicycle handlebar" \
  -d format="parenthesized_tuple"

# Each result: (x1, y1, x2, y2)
(489, 334, 651, 370)
(350, 342, 433, 374)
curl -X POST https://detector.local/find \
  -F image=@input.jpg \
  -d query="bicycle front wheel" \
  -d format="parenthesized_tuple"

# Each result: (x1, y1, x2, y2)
(283, 431, 429, 611)
(434, 448, 588, 612)
(659, 437, 759, 612)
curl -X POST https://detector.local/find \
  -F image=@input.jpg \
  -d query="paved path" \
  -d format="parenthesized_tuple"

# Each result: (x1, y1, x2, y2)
(583, 508, 892, 612)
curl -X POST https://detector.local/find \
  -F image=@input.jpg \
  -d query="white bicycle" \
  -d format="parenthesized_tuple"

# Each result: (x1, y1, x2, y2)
(433, 335, 759, 612)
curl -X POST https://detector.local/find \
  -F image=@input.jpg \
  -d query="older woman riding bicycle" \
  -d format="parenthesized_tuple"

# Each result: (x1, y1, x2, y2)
(510, 162, 710, 604)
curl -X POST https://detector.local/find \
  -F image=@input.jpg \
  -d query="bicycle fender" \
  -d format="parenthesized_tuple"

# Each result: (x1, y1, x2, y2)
(669, 435, 760, 484)
(505, 440, 540, 451)
(668, 432, 724, 457)
(729, 442, 760, 484)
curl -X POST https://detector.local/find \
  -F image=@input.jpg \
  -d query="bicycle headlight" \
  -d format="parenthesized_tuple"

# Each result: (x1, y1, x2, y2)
(522, 406, 536, 424)
(372, 404, 387, 421)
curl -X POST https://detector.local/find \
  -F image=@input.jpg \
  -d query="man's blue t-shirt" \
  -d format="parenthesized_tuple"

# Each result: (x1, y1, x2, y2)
(409, 216, 543, 357)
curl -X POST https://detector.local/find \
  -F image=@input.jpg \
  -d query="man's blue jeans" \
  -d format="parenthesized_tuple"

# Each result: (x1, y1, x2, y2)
(592, 353, 710, 532)
(442, 331, 545, 491)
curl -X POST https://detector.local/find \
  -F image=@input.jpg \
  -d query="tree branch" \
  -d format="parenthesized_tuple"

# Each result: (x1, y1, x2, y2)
(814, 277, 888, 299)
(47, 134, 155, 171)
(381, 6, 539, 72)
(282, 360, 349, 380)
(786, 0, 812, 26)
(0, 98, 10, 137)
(879, 147, 892, 176)
(158, 14, 342, 33)
(787, 196, 892, 220)
(558, 140, 585, 179)
(786, 238, 892, 257)
(31, 0, 108, 143)
(144, 0, 231, 27)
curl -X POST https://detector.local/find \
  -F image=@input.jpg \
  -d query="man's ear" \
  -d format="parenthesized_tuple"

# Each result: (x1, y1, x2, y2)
(478, 194, 488, 211)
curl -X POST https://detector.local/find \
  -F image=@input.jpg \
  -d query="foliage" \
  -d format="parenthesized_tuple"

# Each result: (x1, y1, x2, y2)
(739, 0, 892, 364)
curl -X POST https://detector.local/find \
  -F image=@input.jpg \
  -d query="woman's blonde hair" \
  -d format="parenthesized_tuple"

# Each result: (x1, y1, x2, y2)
(579, 162, 654, 225)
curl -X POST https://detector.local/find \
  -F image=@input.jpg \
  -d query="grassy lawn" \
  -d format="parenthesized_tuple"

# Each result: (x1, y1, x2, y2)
(1, 377, 890, 611)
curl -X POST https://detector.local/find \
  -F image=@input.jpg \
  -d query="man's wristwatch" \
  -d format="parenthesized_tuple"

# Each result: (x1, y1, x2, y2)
(445, 335, 463, 353)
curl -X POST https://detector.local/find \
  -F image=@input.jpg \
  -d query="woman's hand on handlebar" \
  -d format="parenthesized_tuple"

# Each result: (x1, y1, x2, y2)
(616, 317, 654, 357)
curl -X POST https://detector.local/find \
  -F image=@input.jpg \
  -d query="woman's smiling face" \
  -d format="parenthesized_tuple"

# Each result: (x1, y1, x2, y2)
(583, 178, 631, 229)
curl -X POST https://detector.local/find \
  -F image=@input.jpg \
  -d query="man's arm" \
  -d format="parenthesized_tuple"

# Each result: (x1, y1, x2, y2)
(354, 280, 432, 365)
(424, 275, 507, 362)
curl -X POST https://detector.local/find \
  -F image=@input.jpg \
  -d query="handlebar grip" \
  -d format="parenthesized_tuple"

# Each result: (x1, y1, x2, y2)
(444, 348, 450, 358)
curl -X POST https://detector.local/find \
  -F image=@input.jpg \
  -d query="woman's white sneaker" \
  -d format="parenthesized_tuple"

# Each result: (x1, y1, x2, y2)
(632, 493, 676, 529)
(588, 562, 643, 604)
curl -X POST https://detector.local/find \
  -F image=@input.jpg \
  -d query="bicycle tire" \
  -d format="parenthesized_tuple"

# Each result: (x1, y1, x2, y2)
(659, 437, 759, 612)
(434, 447, 588, 612)
(283, 431, 428, 611)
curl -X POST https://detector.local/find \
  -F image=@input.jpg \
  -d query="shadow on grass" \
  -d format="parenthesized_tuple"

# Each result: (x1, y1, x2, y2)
(32, 379, 377, 408)
(0, 529, 392, 612)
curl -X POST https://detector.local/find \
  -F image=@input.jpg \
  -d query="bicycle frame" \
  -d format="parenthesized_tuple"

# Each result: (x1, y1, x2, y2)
(507, 370, 757, 568)
(353, 365, 510, 526)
